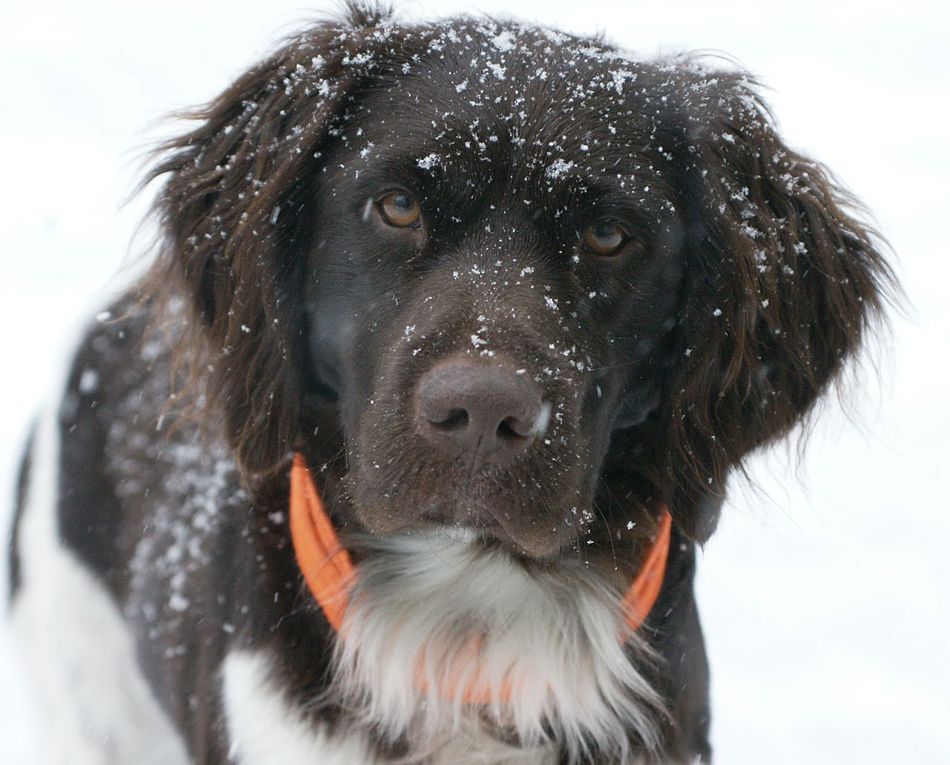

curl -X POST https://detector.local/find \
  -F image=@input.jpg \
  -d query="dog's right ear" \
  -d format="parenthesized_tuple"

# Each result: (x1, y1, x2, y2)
(142, 8, 393, 476)
(656, 65, 896, 542)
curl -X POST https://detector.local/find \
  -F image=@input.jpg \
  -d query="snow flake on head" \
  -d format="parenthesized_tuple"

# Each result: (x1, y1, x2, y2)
(491, 29, 516, 52)
(545, 158, 575, 180)
(609, 68, 637, 95)
(342, 51, 374, 67)
(416, 152, 442, 171)
(485, 61, 507, 80)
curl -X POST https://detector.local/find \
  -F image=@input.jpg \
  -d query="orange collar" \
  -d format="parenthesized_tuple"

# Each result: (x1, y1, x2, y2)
(289, 451, 672, 700)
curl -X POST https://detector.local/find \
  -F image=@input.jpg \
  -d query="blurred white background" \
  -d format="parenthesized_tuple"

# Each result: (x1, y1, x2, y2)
(1, 0, 948, 762)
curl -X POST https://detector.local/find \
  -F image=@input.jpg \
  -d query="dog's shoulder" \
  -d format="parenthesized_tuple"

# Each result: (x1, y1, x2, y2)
(7, 293, 202, 763)
(13, 292, 291, 758)
(53, 295, 158, 586)
(9, 293, 159, 602)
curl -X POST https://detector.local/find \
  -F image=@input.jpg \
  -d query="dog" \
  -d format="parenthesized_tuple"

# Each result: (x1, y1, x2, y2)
(7, 3, 894, 763)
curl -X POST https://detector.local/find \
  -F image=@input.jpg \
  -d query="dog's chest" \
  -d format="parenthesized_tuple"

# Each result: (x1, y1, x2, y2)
(427, 731, 554, 765)
(222, 649, 555, 765)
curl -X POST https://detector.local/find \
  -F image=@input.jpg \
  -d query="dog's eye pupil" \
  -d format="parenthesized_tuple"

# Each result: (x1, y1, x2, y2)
(584, 221, 627, 256)
(379, 192, 421, 228)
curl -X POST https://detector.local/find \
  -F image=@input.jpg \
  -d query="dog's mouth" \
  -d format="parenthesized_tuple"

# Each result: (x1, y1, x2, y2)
(409, 519, 536, 563)
(415, 506, 537, 556)
(345, 448, 592, 559)
(418, 507, 504, 535)
(333, 471, 572, 562)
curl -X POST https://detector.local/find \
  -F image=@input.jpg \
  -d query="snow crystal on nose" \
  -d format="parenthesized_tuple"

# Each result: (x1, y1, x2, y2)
(530, 400, 553, 438)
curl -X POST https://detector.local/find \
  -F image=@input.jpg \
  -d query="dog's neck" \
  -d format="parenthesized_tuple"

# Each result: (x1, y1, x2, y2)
(287, 452, 673, 761)
(331, 525, 667, 761)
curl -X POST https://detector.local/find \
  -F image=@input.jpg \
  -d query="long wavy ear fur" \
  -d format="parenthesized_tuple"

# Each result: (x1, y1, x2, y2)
(660, 65, 896, 541)
(140, 6, 395, 476)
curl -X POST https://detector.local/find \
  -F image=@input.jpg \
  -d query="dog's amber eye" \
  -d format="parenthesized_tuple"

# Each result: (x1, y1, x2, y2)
(583, 220, 628, 257)
(378, 192, 422, 228)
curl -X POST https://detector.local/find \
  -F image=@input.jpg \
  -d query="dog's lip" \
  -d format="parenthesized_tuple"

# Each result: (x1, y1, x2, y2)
(418, 506, 504, 533)
(415, 507, 539, 551)
(415, 507, 560, 560)
(421, 523, 490, 546)
(418, 521, 544, 559)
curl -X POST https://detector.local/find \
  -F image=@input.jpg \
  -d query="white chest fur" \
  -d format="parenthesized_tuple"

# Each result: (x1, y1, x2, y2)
(281, 530, 663, 763)
(222, 649, 555, 765)
(222, 650, 375, 764)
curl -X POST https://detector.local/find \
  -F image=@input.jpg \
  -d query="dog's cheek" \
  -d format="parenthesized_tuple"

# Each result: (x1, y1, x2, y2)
(305, 292, 356, 399)
(339, 345, 432, 533)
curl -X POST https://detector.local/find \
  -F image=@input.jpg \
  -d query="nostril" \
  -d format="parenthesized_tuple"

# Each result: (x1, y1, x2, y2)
(427, 408, 469, 432)
(496, 417, 529, 442)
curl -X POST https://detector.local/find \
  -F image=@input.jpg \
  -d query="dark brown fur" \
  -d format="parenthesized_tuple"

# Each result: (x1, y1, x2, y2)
(143, 6, 892, 545)
(10, 3, 894, 763)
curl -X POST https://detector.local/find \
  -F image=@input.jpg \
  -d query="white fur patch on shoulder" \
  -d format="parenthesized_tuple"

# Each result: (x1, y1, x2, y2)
(10, 405, 189, 765)
(331, 532, 666, 764)
(222, 649, 377, 765)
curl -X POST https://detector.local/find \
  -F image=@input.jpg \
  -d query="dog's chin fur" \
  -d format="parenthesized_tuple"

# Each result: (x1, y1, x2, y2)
(329, 530, 665, 763)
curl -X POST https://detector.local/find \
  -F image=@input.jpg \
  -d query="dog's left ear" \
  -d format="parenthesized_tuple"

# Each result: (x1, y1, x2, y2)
(659, 68, 896, 542)
(143, 10, 395, 476)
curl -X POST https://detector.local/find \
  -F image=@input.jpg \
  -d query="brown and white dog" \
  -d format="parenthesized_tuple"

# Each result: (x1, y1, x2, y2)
(7, 4, 893, 763)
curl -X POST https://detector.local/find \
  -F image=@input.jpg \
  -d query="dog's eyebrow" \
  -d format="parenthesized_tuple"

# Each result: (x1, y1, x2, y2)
(346, 110, 677, 224)
(533, 166, 677, 224)
(351, 142, 497, 205)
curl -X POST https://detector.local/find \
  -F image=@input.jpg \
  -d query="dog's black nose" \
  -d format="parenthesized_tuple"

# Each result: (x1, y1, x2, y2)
(415, 359, 546, 465)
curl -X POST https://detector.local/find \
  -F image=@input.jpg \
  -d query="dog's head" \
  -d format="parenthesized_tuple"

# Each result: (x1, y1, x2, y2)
(147, 4, 892, 558)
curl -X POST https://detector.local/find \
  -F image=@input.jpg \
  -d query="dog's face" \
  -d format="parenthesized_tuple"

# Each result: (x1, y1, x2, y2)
(150, 11, 890, 559)
(307, 39, 688, 556)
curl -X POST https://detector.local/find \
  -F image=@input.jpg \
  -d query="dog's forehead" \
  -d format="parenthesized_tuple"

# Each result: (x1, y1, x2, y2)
(339, 21, 685, 192)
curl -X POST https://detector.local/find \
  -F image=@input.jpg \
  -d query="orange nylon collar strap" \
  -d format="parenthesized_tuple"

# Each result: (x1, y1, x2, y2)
(289, 452, 356, 631)
(289, 452, 672, 695)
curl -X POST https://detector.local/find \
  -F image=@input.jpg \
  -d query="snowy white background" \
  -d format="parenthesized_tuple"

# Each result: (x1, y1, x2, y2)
(1, 0, 948, 762)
